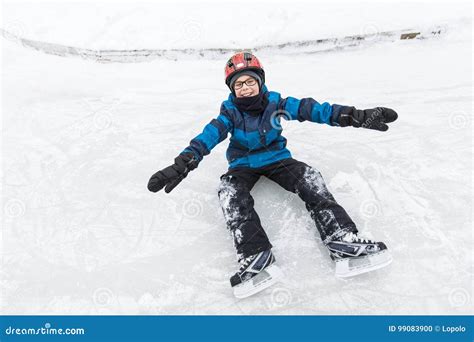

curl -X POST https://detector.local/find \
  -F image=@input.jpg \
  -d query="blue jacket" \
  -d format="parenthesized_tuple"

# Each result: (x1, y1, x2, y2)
(182, 85, 347, 169)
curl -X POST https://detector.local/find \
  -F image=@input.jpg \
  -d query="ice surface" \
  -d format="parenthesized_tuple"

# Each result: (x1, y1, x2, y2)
(1, 1, 472, 315)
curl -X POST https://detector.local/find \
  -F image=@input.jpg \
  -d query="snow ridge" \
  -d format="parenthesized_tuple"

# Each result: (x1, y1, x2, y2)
(1, 25, 446, 63)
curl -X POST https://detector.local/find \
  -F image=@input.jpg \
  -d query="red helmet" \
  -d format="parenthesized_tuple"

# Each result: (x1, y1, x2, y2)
(224, 52, 265, 88)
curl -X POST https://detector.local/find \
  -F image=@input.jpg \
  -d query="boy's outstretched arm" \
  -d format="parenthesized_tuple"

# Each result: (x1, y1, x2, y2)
(278, 96, 398, 131)
(147, 106, 233, 193)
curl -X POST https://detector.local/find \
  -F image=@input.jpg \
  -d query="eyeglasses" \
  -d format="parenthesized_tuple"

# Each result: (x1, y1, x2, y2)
(234, 78, 257, 90)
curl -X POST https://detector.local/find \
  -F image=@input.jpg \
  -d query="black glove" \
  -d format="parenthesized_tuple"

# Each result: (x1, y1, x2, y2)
(336, 107, 398, 131)
(147, 152, 198, 193)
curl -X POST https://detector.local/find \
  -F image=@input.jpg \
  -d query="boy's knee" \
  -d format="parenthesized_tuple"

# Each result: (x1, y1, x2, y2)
(299, 166, 331, 198)
(218, 175, 252, 208)
(218, 176, 236, 202)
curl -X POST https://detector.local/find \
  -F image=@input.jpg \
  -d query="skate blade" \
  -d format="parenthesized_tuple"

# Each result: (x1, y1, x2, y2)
(335, 250, 393, 278)
(233, 265, 283, 299)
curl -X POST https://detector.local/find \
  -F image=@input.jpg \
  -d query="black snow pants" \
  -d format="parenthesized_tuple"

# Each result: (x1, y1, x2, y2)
(217, 158, 358, 261)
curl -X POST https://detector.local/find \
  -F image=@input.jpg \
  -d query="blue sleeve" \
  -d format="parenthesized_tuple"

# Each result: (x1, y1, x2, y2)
(278, 96, 346, 126)
(181, 107, 233, 162)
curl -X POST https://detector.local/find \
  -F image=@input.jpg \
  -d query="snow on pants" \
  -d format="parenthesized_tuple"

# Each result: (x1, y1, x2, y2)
(217, 158, 358, 261)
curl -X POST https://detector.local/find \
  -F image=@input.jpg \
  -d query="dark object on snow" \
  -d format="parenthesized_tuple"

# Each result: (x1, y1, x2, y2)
(400, 32, 421, 40)
(147, 152, 198, 193)
(334, 107, 398, 131)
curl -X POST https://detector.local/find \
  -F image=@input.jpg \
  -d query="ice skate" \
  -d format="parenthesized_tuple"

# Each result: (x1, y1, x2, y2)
(326, 232, 392, 277)
(231, 249, 283, 299)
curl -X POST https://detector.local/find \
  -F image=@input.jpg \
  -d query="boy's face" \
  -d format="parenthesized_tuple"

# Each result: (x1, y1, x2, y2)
(234, 75, 260, 98)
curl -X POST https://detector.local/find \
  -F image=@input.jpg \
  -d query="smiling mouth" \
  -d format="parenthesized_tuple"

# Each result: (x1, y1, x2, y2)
(241, 92, 254, 97)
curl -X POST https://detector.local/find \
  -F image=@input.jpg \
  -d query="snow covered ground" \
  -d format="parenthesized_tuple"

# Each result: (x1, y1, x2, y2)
(1, 1, 472, 315)
(2, 1, 470, 50)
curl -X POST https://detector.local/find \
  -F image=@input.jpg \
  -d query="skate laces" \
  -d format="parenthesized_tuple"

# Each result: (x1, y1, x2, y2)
(342, 232, 372, 244)
(238, 255, 256, 272)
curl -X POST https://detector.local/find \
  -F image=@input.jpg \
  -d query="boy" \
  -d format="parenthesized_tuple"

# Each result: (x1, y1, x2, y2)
(148, 52, 397, 298)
